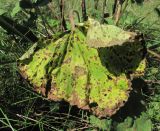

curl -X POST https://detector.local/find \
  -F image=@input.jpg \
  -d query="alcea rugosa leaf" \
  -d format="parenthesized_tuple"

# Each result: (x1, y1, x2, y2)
(19, 20, 146, 117)
(86, 18, 137, 48)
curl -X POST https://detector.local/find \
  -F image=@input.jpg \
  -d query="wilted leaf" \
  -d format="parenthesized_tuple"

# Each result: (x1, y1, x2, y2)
(18, 19, 146, 117)
(86, 18, 137, 48)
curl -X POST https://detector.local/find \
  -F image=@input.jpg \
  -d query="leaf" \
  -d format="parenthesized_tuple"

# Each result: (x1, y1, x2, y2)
(132, 114, 152, 131)
(116, 114, 152, 131)
(11, 1, 21, 17)
(86, 18, 137, 48)
(0, 9, 6, 15)
(89, 115, 112, 130)
(116, 117, 134, 131)
(19, 43, 38, 61)
(106, 17, 115, 25)
(19, 29, 132, 117)
(18, 21, 146, 117)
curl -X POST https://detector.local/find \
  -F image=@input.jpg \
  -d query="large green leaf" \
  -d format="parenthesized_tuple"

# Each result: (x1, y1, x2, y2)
(19, 19, 146, 117)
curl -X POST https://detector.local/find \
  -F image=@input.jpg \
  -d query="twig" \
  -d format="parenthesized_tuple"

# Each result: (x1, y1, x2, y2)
(101, 0, 107, 24)
(81, 0, 87, 21)
(60, 0, 67, 31)
(73, 10, 81, 23)
(16, 114, 59, 130)
(144, 80, 160, 85)
(112, 0, 117, 15)
(148, 43, 160, 50)
(147, 49, 160, 60)
(72, 124, 92, 131)
(47, 3, 59, 20)
(114, 0, 123, 25)
(69, 10, 75, 32)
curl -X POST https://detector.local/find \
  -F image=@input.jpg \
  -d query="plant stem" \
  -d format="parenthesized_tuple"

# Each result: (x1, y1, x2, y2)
(82, 0, 87, 21)
(60, 0, 67, 31)
(114, 0, 123, 25)
(69, 10, 75, 32)
(147, 49, 160, 60)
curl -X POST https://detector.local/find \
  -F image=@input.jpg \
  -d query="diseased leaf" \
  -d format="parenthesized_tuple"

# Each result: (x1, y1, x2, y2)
(86, 18, 137, 48)
(18, 19, 146, 117)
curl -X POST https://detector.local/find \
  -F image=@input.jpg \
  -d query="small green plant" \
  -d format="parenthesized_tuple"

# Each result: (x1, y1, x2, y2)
(116, 113, 152, 131)
(89, 115, 112, 130)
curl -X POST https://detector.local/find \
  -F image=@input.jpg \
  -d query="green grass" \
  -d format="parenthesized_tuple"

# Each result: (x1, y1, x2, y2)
(0, 0, 160, 130)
